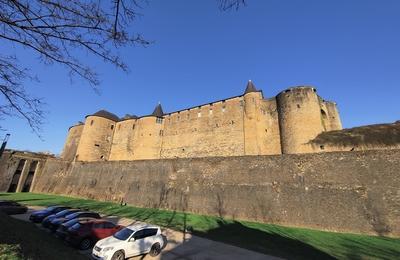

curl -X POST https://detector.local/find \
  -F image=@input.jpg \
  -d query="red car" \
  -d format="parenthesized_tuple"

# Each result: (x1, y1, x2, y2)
(65, 220, 124, 250)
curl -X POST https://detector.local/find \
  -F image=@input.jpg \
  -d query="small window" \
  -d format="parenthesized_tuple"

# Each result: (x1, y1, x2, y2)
(197, 112, 201, 118)
(159, 130, 164, 136)
(90, 120, 94, 125)
(111, 125, 114, 130)
(222, 106, 226, 113)
(94, 144, 100, 147)
(156, 118, 163, 124)
(133, 230, 146, 240)
(132, 124, 135, 130)
(231, 120, 235, 124)
(209, 109, 213, 115)
(320, 145, 325, 150)
(100, 155, 104, 159)
(297, 104, 300, 109)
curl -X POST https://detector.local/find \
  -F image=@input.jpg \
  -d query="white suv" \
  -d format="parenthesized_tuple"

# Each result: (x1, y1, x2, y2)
(92, 224, 164, 260)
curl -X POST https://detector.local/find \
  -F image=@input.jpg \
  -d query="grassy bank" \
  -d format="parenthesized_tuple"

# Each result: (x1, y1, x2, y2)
(0, 212, 86, 260)
(1, 192, 400, 259)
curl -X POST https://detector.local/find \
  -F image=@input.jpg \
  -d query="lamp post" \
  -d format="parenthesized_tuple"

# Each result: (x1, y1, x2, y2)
(0, 133, 10, 158)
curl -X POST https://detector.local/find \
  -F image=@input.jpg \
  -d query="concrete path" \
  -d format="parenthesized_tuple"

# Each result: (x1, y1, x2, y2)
(11, 207, 280, 260)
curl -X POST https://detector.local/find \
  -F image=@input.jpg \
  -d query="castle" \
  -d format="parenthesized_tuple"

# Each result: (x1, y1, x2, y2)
(61, 81, 343, 161)
(2, 81, 400, 237)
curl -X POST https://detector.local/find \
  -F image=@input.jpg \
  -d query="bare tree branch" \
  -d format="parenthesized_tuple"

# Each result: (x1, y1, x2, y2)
(0, 0, 246, 135)
(0, 0, 149, 134)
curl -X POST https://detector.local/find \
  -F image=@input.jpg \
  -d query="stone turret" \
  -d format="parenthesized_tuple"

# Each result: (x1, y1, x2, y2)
(243, 80, 264, 155)
(75, 110, 119, 161)
(276, 87, 325, 154)
(152, 103, 164, 117)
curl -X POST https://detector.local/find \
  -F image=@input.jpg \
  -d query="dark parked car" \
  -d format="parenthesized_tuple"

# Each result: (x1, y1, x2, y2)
(42, 209, 81, 228)
(49, 211, 101, 232)
(29, 206, 71, 223)
(55, 217, 96, 240)
(66, 220, 124, 250)
(0, 200, 28, 215)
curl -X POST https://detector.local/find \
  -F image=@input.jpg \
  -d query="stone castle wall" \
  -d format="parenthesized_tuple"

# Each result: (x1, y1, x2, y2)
(63, 85, 341, 161)
(161, 96, 245, 158)
(17, 149, 400, 237)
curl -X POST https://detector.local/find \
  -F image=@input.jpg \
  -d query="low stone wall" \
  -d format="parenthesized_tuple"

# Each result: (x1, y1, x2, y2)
(23, 149, 400, 237)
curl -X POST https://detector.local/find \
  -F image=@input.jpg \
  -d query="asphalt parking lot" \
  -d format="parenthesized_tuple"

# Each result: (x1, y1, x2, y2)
(12, 206, 279, 260)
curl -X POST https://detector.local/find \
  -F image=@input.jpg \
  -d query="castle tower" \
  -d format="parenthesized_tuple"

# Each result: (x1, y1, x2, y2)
(75, 110, 119, 161)
(60, 123, 84, 161)
(130, 103, 165, 160)
(276, 87, 325, 154)
(243, 80, 264, 155)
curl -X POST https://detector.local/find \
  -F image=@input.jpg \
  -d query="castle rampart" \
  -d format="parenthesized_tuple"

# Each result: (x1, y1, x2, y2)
(63, 81, 346, 161)
(4, 149, 398, 237)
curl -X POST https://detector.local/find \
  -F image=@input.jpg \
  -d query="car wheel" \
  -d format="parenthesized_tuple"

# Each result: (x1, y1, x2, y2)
(79, 238, 92, 250)
(111, 250, 125, 260)
(149, 242, 161, 257)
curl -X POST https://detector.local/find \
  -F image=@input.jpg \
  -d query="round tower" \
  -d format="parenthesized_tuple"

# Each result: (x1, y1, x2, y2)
(276, 87, 325, 154)
(243, 80, 264, 155)
(75, 110, 119, 161)
(60, 123, 84, 161)
(131, 103, 165, 160)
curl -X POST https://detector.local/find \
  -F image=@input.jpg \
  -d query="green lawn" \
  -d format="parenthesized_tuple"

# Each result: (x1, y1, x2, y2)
(1, 192, 400, 260)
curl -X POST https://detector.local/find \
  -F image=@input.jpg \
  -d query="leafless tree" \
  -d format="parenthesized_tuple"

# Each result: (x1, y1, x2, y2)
(0, 0, 246, 135)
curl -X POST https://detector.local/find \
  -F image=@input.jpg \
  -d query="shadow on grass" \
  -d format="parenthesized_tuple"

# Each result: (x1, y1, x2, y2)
(0, 212, 86, 260)
(191, 220, 335, 260)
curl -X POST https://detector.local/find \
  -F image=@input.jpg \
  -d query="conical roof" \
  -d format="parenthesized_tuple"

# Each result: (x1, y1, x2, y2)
(91, 110, 119, 121)
(152, 103, 164, 117)
(121, 114, 138, 120)
(244, 80, 257, 94)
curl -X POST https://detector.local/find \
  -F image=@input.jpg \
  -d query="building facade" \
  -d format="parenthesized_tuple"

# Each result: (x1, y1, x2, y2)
(61, 81, 342, 161)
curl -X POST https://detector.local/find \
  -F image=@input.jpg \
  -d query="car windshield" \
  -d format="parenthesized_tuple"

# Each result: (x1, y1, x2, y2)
(64, 219, 79, 226)
(65, 212, 81, 219)
(113, 228, 134, 240)
(55, 209, 70, 217)
(71, 223, 81, 230)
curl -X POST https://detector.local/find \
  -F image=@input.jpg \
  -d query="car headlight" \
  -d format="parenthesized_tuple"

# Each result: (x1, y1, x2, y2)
(102, 247, 114, 252)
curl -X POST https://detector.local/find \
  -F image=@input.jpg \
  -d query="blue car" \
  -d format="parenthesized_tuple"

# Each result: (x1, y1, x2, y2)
(49, 211, 101, 232)
(29, 206, 70, 223)
(42, 209, 81, 229)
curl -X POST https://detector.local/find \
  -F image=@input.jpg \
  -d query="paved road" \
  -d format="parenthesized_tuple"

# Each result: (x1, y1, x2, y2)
(12, 206, 280, 260)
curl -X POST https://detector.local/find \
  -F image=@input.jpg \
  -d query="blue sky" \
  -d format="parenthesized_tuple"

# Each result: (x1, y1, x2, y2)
(2, 0, 400, 154)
